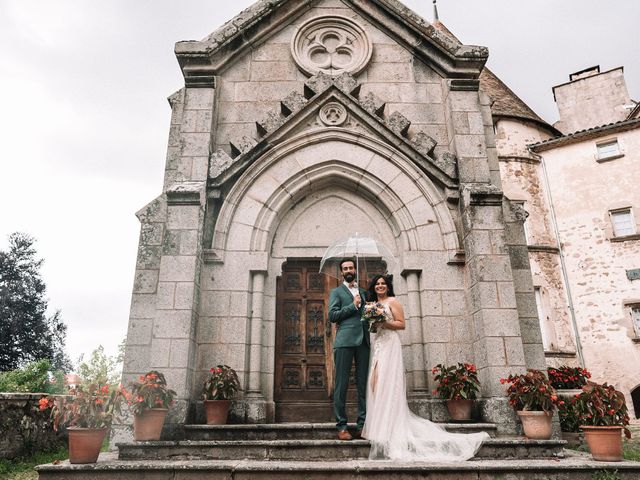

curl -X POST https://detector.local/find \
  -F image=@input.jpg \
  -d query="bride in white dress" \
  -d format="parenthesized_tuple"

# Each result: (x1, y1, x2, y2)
(361, 274, 489, 461)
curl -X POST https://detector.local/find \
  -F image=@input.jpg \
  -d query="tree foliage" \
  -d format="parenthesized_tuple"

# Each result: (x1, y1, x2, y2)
(0, 358, 66, 394)
(76, 344, 123, 388)
(0, 232, 70, 371)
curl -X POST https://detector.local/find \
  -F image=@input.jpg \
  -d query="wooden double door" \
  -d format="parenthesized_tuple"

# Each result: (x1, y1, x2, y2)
(274, 260, 360, 422)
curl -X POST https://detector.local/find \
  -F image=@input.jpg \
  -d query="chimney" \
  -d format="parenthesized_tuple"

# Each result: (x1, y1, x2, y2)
(552, 66, 631, 134)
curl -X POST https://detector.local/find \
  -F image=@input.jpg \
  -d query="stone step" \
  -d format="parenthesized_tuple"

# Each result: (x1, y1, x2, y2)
(37, 451, 640, 480)
(183, 422, 498, 441)
(116, 437, 566, 461)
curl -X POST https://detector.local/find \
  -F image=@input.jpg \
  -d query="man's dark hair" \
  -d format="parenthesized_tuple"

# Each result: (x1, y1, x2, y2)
(367, 274, 395, 301)
(339, 257, 356, 270)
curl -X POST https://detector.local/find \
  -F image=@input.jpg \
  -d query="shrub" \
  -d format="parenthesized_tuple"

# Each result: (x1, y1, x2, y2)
(0, 359, 66, 394)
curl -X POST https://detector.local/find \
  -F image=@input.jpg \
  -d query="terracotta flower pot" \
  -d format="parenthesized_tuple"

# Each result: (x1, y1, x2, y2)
(446, 399, 473, 421)
(204, 399, 231, 425)
(67, 427, 107, 464)
(560, 431, 583, 448)
(517, 411, 553, 439)
(134, 408, 168, 441)
(581, 425, 623, 462)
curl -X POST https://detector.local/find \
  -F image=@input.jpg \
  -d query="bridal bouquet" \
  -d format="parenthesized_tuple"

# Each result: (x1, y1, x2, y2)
(362, 302, 387, 333)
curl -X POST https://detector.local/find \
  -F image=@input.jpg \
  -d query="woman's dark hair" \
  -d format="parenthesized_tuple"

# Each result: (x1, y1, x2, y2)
(367, 274, 395, 301)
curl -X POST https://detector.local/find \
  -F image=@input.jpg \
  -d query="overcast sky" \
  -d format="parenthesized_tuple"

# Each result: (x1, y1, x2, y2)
(1, 0, 637, 366)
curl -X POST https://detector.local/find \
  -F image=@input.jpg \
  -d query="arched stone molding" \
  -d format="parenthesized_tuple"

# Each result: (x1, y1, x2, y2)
(212, 129, 461, 262)
(270, 187, 399, 262)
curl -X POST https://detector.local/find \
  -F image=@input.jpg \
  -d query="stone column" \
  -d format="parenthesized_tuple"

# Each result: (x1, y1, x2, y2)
(248, 271, 266, 393)
(446, 82, 526, 434)
(244, 270, 268, 422)
(461, 184, 526, 434)
(402, 270, 426, 391)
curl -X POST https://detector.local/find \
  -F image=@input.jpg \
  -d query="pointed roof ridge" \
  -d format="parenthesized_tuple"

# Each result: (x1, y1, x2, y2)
(433, 19, 557, 133)
(479, 67, 557, 131)
(175, 0, 488, 85)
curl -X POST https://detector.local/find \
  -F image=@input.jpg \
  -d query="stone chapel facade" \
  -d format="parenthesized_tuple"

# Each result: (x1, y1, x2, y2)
(119, 0, 547, 438)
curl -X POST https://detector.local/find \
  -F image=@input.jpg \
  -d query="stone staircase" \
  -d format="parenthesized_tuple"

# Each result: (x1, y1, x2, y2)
(36, 423, 640, 479)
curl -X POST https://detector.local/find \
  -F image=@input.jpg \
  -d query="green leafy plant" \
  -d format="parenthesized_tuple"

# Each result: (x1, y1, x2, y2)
(75, 344, 122, 388)
(0, 359, 66, 394)
(127, 370, 176, 416)
(39, 382, 125, 430)
(202, 365, 240, 400)
(547, 365, 591, 390)
(501, 369, 561, 412)
(573, 382, 631, 439)
(558, 399, 581, 433)
(431, 363, 480, 400)
(591, 469, 621, 480)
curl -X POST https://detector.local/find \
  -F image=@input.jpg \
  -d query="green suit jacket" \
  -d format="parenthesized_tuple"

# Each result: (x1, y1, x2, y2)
(328, 284, 370, 349)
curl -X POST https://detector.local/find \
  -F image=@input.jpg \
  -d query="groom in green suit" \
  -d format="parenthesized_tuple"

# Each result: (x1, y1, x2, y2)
(328, 258, 370, 440)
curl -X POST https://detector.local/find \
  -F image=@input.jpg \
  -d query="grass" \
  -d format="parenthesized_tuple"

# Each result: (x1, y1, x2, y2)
(0, 447, 68, 480)
(0, 438, 110, 480)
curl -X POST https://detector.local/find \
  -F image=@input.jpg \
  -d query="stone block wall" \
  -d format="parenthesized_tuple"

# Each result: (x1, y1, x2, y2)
(0, 393, 65, 460)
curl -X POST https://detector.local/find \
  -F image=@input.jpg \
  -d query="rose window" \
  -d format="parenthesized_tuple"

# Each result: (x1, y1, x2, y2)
(291, 16, 372, 76)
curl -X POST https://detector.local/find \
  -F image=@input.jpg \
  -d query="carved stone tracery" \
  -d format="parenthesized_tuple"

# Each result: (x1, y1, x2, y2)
(291, 16, 372, 77)
(319, 102, 348, 126)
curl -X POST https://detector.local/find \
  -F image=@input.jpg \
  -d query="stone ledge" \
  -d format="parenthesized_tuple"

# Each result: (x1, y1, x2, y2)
(36, 450, 640, 478)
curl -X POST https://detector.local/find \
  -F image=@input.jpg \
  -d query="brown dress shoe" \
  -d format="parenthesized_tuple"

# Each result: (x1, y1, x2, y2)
(337, 430, 353, 441)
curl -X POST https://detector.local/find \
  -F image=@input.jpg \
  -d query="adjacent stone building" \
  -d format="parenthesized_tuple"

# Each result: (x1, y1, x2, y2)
(529, 66, 640, 417)
(118, 0, 546, 439)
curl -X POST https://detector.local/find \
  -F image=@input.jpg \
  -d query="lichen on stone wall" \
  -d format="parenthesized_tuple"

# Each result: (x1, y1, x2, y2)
(0, 393, 65, 460)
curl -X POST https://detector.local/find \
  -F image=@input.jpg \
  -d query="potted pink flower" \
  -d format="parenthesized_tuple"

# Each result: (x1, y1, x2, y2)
(501, 369, 562, 439)
(128, 371, 176, 441)
(40, 383, 125, 463)
(573, 382, 631, 461)
(432, 363, 480, 421)
(202, 365, 241, 424)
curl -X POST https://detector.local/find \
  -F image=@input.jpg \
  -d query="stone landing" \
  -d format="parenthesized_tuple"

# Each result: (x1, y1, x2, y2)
(37, 451, 640, 480)
(36, 423, 640, 479)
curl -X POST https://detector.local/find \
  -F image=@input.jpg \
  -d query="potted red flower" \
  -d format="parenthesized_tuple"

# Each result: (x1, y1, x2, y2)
(547, 365, 591, 399)
(432, 363, 480, 421)
(501, 369, 562, 439)
(128, 371, 176, 441)
(573, 382, 632, 461)
(202, 365, 241, 424)
(39, 383, 125, 463)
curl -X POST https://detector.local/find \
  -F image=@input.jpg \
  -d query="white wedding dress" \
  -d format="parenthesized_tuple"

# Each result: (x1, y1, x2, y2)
(361, 303, 489, 461)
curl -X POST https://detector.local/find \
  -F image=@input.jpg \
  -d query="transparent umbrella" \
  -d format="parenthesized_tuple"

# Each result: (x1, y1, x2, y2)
(319, 233, 397, 285)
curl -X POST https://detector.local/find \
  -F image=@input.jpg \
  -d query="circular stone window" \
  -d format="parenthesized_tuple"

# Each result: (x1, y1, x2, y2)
(291, 15, 373, 77)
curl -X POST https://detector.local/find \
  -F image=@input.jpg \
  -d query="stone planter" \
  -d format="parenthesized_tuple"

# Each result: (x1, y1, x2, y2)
(204, 400, 231, 425)
(556, 388, 583, 400)
(581, 425, 623, 462)
(134, 408, 168, 441)
(517, 411, 553, 440)
(446, 399, 473, 421)
(67, 427, 107, 464)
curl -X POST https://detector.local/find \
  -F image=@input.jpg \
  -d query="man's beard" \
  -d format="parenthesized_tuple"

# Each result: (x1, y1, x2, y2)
(343, 272, 356, 283)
